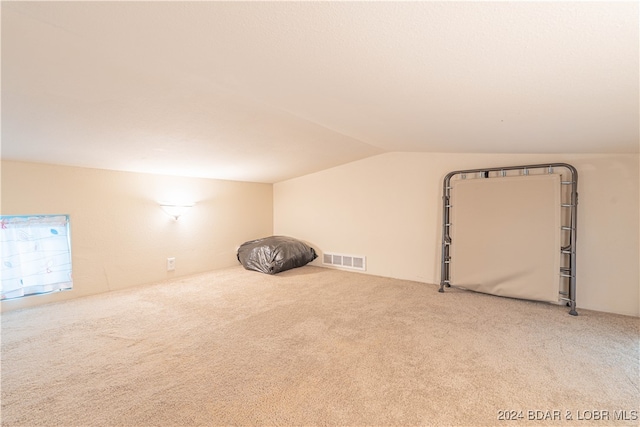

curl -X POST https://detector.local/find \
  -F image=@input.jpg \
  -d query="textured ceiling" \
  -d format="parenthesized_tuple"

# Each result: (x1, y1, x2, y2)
(2, 1, 638, 183)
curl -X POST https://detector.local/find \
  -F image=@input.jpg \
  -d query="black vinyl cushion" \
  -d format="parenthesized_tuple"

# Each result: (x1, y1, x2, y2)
(237, 236, 317, 274)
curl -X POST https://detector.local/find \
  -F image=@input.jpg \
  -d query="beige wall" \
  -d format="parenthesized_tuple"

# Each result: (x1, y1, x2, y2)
(1, 161, 273, 311)
(3, 155, 638, 317)
(274, 152, 640, 317)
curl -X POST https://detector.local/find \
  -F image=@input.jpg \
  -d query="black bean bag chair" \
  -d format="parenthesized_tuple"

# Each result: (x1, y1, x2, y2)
(237, 236, 317, 274)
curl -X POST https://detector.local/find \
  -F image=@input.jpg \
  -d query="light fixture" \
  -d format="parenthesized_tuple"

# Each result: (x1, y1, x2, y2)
(160, 203, 194, 220)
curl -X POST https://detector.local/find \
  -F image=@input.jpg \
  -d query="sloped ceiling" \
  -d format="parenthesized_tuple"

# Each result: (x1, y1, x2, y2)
(2, 1, 638, 183)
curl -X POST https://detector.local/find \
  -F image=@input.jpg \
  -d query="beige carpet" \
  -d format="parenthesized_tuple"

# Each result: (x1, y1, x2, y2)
(1, 266, 638, 426)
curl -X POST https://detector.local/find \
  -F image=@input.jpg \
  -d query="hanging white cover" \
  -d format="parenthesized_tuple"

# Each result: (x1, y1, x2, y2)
(450, 174, 561, 303)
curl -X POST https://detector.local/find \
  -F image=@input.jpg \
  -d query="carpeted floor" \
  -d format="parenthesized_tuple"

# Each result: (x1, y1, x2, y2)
(1, 266, 638, 426)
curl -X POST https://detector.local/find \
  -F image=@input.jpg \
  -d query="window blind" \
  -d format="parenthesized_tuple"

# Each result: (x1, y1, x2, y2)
(1, 215, 73, 300)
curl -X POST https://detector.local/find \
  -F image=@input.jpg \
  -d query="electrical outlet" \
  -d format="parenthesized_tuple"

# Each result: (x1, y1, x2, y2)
(167, 257, 176, 271)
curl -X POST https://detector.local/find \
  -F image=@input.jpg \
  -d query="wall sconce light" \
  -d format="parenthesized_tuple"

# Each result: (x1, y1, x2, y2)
(160, 203, 194, 220)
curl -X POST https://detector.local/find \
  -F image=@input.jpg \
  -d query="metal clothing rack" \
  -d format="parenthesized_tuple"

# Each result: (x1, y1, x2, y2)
(438, 163, 579, 315)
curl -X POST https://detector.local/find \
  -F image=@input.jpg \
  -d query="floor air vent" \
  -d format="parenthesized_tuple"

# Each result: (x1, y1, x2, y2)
(322, 252, 366, 271)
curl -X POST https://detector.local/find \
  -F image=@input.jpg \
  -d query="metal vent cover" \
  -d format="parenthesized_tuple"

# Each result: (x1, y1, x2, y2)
(322, 252, 366, 271)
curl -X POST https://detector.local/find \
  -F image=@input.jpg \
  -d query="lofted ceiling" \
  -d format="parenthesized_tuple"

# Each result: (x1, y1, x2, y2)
(2, 1, 638, 183)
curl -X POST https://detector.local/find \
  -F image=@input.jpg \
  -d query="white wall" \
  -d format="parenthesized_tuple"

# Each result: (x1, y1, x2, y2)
(1, 161, 273, 311)
(274, 152, 639, 317)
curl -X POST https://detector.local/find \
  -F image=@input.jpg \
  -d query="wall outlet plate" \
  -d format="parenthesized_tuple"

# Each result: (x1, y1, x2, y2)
(167, 257, 176, 271)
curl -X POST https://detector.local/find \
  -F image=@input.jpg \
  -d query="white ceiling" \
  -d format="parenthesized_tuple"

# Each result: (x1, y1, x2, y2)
(2, 1, 638, 183)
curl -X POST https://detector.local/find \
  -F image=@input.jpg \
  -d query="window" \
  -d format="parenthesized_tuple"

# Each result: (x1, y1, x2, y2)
(1, 215, 73, 300)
